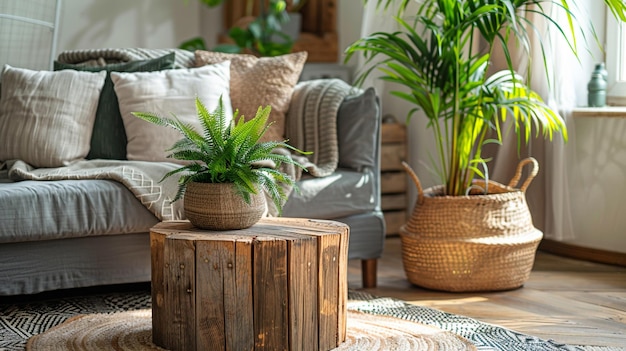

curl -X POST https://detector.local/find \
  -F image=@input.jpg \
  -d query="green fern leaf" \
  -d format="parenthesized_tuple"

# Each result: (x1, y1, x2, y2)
(134, 97, 309, 212)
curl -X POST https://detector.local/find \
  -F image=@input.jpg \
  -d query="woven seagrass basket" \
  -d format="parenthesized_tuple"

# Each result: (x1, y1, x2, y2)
(400, 158, 543, 292)
(184, 182, 265, 230)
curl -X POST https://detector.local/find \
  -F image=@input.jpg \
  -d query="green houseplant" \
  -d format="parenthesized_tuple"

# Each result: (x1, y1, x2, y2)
(345, 0, 626, 291)
(345, 0, 626, 196)
(133, 97, 308, 230)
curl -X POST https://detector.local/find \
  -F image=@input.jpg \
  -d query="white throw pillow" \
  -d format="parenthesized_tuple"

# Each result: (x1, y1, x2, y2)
(111, 62, 232, 163)
(0, 65, 106, 168)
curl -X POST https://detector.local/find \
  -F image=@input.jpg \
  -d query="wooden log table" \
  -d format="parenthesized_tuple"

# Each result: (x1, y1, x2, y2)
(150, 218, 350, 351)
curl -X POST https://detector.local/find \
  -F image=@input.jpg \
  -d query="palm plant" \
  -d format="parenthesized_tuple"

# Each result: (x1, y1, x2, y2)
(345, 0, 626, 196)
(132, 97, 308, 214)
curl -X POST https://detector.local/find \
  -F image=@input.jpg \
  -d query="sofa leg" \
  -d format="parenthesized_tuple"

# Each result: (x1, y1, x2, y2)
(361, 259, 377, 288)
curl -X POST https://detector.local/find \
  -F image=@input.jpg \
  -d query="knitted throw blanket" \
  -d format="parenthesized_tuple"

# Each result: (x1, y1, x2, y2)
(56, 48, 195, 68)
(4, 159, 184, 221)
(286, 78, 359, 177)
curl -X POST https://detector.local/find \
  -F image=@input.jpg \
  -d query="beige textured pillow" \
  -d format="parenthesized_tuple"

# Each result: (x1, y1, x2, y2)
(0, 65, 106, 168)
(195, 51, 307, 142)
(111, 62, 232, 163)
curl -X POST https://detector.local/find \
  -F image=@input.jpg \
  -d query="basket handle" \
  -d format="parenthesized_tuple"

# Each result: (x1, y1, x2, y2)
(402, 161, 425, 204)
(507, 157, 539, 193)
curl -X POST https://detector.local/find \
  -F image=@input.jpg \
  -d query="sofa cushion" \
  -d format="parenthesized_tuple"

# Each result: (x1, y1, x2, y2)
(0, 65, 106, 168)
(111, 62, 232, 163)
(338, 87, 380, 171)
(194, 50, 307, 142)
(54, 53, 176, 160)
(282, 168, 377, 219)
(0, 180, 159, 244)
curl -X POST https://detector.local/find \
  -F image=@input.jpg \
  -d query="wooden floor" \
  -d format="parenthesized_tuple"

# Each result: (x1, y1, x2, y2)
(347, 237, 626, 348)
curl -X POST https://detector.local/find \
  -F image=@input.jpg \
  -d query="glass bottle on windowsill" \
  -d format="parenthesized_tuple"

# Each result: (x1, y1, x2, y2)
(588, 63, 607, 107)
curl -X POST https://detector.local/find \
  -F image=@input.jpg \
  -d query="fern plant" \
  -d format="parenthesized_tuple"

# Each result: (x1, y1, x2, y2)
(132, 97, 309, 214)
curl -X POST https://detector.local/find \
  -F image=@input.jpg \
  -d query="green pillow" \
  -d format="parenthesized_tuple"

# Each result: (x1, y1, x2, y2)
(54, 53, 176, 160)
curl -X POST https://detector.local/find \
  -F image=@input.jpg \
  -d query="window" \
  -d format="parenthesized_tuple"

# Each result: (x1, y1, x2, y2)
(0, 0, 61, 71)
(606, 7, 626, 105)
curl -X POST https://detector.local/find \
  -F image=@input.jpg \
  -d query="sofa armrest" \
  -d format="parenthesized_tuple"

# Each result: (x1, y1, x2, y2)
(337, 87, 381, 172)
(336, 87, 382, 212)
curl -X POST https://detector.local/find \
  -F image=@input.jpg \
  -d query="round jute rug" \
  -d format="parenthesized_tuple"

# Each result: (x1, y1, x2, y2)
(26, 309, 476, 351)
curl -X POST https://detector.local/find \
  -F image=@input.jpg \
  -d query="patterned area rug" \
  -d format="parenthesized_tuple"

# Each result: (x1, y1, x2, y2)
(0, 285, 610, 351)
(25, 309, 476, 351)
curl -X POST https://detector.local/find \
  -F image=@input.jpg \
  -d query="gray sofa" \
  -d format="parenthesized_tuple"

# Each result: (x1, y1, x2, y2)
(0, 49, 385, 296)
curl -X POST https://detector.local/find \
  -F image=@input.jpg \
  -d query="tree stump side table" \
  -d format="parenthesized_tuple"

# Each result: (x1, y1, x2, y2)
(150, 218, 350, 351)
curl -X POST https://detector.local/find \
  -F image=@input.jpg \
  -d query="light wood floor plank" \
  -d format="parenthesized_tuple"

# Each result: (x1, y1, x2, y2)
(561, 292, 626, 313)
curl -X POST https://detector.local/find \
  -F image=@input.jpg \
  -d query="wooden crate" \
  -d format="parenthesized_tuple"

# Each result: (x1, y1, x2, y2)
(221, 0, 338, 62)
(383, 210, 407, 237)
(381, 123, 408, 236)
(151, 218, 349, 351)
(380, 143, 406, 171)
(381, 122, 407, 143)
(382, 193, 408, 211)
(381, 172, 407, 194)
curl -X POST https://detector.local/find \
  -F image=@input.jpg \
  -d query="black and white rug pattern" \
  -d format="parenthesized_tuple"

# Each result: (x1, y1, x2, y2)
(1, 287, 152, 351)
(348, 291, 592, 351)
(0, 287, 616, 351)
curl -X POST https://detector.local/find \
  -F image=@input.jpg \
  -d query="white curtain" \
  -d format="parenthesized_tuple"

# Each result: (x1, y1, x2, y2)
(488, 3, 580, 241)
(358, 1, 581, 241)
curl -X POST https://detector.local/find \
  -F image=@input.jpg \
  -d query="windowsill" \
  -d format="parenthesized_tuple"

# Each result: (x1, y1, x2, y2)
(572, 106, 626, 118)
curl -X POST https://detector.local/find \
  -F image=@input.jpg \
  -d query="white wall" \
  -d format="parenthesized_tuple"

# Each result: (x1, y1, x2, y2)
(337, 2, 364, 67)
(569, 117, 626, 252)
(56, 0, 200, 54)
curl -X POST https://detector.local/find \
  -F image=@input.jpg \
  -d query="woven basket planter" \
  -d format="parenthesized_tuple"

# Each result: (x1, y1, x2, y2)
(184, 182, 265, 230)
(400, 158, 543, 292)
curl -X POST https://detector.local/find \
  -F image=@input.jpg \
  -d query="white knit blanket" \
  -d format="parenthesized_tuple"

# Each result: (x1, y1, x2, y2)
(286, 78, 362, 177)
(56, 48, 196, 68)
(3, 159, 185, 221)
